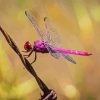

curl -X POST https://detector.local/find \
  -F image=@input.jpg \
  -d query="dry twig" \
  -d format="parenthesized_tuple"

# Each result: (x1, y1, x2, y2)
(0, 25, 57, 100)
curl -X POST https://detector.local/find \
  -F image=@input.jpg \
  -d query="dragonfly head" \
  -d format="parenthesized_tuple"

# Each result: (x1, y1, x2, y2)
(24, 41, 32, 52)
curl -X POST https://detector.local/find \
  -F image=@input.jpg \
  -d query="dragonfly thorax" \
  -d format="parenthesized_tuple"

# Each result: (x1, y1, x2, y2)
(33, 40, 48, 53)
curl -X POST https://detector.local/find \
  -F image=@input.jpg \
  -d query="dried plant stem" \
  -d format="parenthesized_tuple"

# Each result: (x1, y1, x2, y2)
(0, 25, 57, 100)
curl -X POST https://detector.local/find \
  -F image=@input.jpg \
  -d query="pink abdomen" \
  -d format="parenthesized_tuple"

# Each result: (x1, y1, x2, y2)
(55, 48, 92, 56)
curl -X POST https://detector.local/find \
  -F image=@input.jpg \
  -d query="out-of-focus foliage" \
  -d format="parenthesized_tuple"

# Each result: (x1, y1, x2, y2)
(0, 40, 38, 100)
(0, 0, 100, 100)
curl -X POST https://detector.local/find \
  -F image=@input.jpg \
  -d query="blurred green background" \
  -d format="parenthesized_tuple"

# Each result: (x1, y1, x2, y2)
(0, 0, 100, 100)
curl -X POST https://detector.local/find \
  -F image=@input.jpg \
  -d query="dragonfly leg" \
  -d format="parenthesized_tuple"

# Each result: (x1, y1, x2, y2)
(31, 52, 37, 64)
(22, 51, 28, 53)
(22, 50, 29, 57)
(23, 50, 34, 58)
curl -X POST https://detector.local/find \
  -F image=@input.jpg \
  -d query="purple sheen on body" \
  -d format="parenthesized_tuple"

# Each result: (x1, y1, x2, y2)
(33, 40, 92, 56)
(33, 40, 48, 53)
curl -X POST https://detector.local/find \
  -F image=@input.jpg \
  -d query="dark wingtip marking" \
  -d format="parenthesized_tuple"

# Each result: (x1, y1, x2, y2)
(25, 10, 27, 14)
(25, 10, 28, 16)
(73, 61, 77, 64)
(44, 17, 48, 21)
(71, 59, 77, 64)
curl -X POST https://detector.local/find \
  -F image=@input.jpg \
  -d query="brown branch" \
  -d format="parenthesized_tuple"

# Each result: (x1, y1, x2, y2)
(0, 25, 57, 100)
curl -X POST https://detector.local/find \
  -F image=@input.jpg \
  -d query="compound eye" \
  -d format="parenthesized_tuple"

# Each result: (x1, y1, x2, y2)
(24, 44, 28, 50)
(24, 41, 32, 51)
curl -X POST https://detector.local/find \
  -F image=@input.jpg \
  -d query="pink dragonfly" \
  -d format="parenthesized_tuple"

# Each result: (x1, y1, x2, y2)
(23, 11, 92, 64)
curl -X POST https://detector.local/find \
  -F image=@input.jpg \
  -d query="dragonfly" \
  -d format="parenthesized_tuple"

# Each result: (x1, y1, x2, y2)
(22, 11, 92, 64)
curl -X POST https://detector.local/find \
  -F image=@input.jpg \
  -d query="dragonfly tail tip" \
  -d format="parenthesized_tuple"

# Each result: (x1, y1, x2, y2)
(87, 53, 92, 56)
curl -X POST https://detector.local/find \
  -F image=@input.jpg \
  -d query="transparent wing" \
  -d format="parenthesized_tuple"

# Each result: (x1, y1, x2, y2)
(44, 43, 61, 59)
(43, 17, 61, 47)
(25, 11, 76, 62)
(43, 17, 77, 62)
(25, 11, 44, 39)
(61, 53, 76, 64)
(25, 11, 61, 59)
(46, 44, 76, 63)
